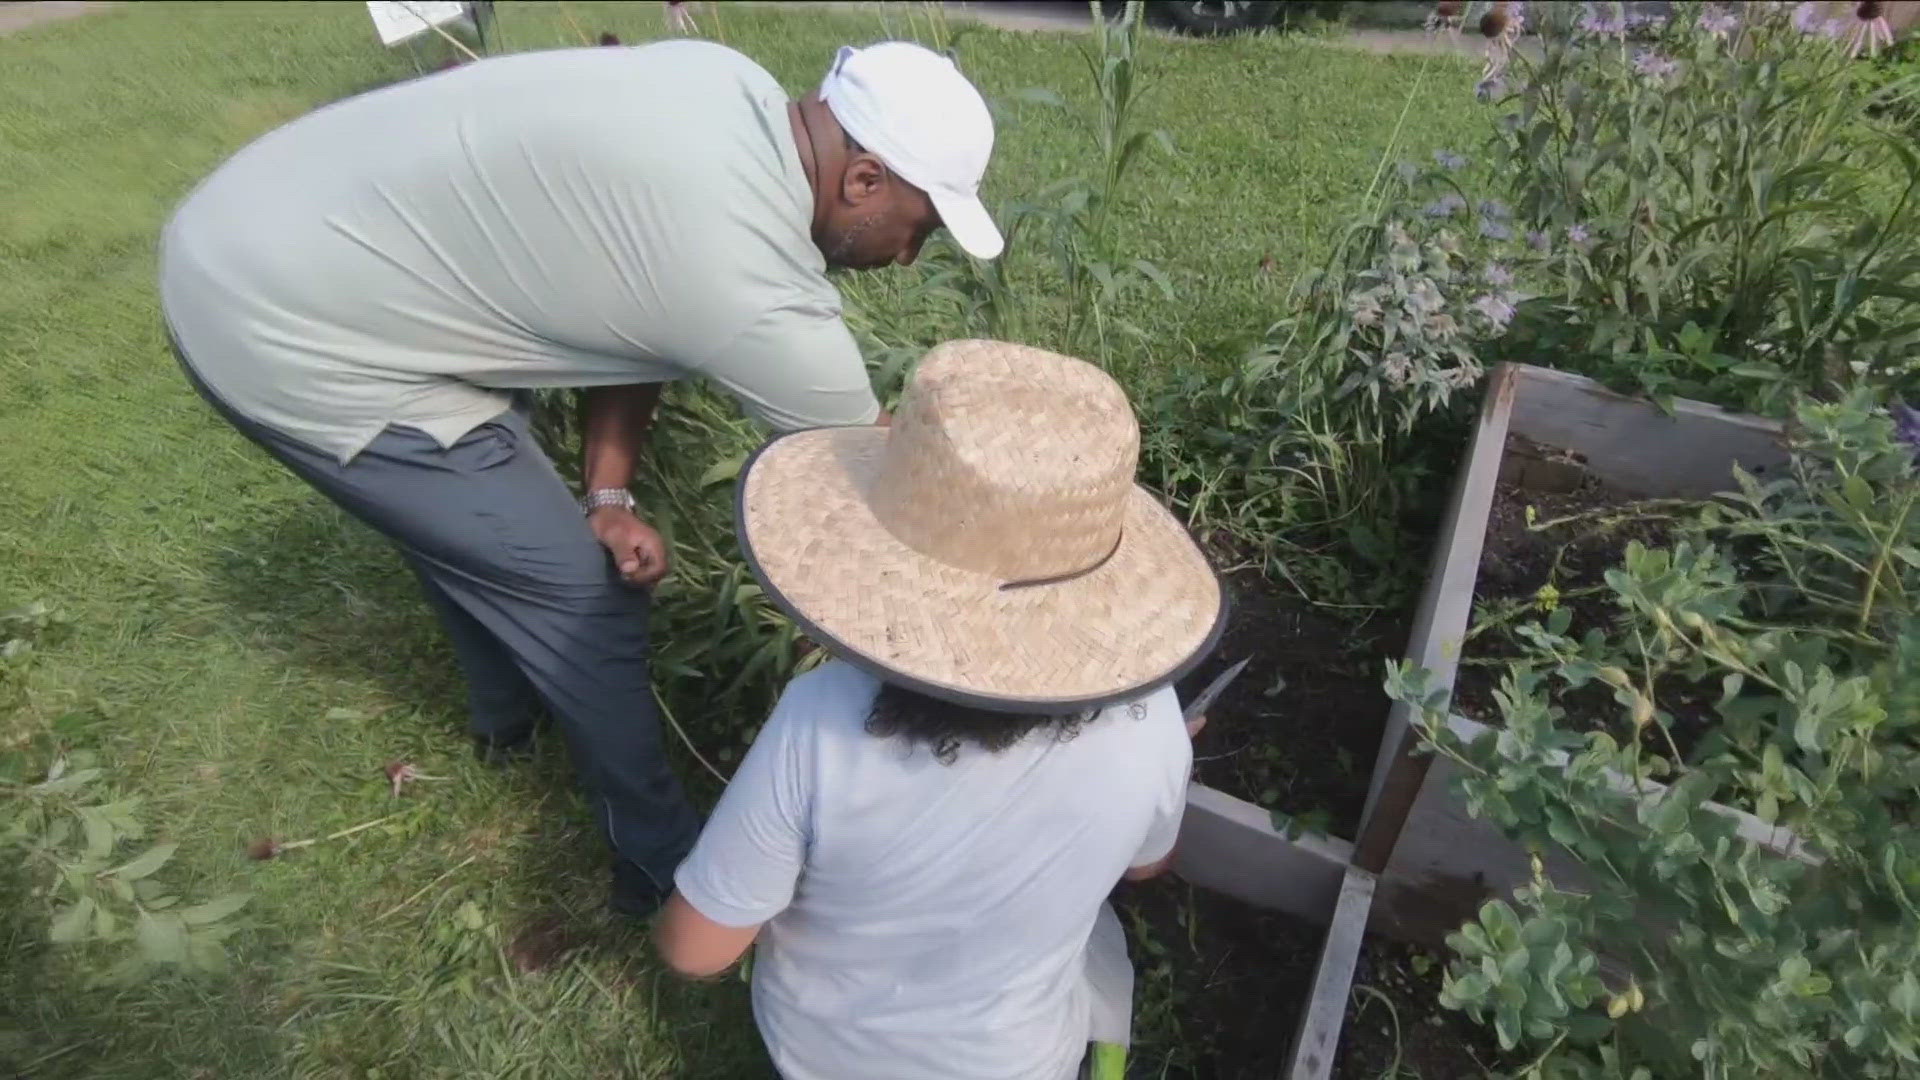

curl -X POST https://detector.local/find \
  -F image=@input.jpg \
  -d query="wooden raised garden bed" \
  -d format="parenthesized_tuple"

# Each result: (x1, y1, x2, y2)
(1354, 362, 1809, 941)
(1163, 362, 1812, 1076)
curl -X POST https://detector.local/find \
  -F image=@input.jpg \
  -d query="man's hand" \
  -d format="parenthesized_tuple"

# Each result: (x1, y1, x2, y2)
(590, 507, 670, 587)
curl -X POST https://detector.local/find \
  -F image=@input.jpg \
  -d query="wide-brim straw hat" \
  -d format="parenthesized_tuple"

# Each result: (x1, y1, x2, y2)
(736, 339, 1226, 713)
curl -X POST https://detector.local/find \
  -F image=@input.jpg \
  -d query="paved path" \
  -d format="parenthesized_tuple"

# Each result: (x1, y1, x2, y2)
(0, 1, 110, 37)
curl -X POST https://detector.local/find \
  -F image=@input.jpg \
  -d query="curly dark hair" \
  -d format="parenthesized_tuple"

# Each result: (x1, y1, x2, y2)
(866, 683, 1094, 766)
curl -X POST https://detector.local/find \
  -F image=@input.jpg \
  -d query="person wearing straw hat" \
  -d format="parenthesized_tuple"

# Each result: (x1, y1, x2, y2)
(158, 38, 1003, 918)
(653, 341, 1226, 1080)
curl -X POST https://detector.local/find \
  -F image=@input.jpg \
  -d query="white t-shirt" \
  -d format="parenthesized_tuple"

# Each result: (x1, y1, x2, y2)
(675, 662, 1191, 1080)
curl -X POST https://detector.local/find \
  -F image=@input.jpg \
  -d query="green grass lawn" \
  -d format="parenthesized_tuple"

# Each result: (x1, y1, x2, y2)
(0, 4, 1484, 1076)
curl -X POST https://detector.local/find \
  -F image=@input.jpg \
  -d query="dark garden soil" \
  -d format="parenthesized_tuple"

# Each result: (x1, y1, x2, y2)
(1336, 939, 1509, 1080)
(1117, 878, 1505, 1079)
(1116, 878, 1321, 1078)
(1451, 435, 1718, 759)
(1175, 558, 1404, 841)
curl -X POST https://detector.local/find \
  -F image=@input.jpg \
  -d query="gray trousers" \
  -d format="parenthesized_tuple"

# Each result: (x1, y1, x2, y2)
(174, 347, 698, 888)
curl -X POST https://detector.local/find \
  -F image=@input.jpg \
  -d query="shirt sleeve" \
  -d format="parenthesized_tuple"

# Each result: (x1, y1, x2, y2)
(1131, 689, 1192, 867)
(702, 296, 882, 431)
(673, 687, 817, 928)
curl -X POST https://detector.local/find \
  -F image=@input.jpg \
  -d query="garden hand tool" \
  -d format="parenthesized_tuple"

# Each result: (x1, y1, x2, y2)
(1183, 657, 1249, 726)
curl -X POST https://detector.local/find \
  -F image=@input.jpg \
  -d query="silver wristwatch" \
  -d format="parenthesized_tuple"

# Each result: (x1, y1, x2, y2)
(581, 488, 636, 516)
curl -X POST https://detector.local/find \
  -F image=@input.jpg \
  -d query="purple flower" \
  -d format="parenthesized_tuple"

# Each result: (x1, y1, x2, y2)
(1484, 262, 1514, 286)
(1473, 293, 1517, 330)
(1425, 193, 1468, 217)
(1578, 2, 1627, 36)
(1480, 219, 1515, 241)
(1698, 6, 1740, 36)
(1478, 198, 1513, 220)
(1435, 149, 1469, 171)
(1894, 404, 1920, 458)
(1475, 74, 1507, 101)
(1527, 229, 1551, 251)
(1634, 49, 1679, 81)
(1567, 223, 1592, 247)
(1626, 9, 1667, 30)
(1792, 1, 1822, 32)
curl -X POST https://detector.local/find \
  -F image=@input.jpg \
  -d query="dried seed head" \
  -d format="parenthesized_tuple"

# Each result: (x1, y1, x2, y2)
(1480, 4, 1509, 37)
(1436, 0, 1462, 15)
(247, 838, 282, 861)
(599, 32, 622, 46)
(1858, 1, 1884, 19)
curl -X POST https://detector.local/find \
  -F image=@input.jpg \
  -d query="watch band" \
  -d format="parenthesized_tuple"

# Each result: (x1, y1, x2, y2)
(581, 488, 636, 516)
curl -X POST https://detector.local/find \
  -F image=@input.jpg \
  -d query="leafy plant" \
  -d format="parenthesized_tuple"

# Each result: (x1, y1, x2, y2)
(908, 0, 1176, 368)
(1478, 1, 1920, 412)
(638, 388, 824, 767)
(1384, 391, 1920, 1078)
(1153, 143, 1510, 604)
(2, 604, 249, 981)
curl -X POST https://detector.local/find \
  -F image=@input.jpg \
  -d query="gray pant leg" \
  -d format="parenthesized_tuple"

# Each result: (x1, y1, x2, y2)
(176, 352, 699, 883)
(401, 552, 542, 744)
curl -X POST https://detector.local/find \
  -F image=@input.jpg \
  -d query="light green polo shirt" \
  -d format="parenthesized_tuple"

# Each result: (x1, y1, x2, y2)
(160, 41, 880, 464)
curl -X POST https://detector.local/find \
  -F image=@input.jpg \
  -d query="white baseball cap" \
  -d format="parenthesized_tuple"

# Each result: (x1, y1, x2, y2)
(819, 42, 1003, 260)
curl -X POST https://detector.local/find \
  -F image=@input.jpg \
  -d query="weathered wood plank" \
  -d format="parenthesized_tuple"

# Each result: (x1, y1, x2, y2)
(1507, 365, 1787, 497)
(1357, 366, 1520, 860)
(1176, 783, 1352, 925)
(1286, 867, 1377, 1080)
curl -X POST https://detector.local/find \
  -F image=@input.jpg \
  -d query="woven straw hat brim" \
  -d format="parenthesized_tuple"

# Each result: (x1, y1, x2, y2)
(737, 426, 1228, 712)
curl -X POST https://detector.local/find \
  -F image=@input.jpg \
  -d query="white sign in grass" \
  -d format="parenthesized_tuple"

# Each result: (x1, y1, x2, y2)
(365, 1, 470, 47)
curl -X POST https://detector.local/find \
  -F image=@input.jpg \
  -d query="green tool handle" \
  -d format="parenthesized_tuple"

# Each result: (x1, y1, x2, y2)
(1089, 1041, 1127, 1080)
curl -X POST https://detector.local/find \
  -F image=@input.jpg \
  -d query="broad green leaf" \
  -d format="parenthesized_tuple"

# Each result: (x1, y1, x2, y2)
(180, 893, 250, 927)
(1893, 973, 1920, 1019)
(697, 454, 743, 488)
(1448, 970, 1491, 1003)
(134, 910, 189, 966)
(32, 767, 102, 795)
(49, 897, 96, 945)
(106, 841, 176, 881)
(188, 935, 231, 974)
(76, 805, 114, 862)
(1494, 1004, 1521, 1050)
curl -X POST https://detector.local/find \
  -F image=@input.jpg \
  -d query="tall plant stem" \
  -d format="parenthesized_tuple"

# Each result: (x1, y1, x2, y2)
(1857, 489, 1917, 633)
